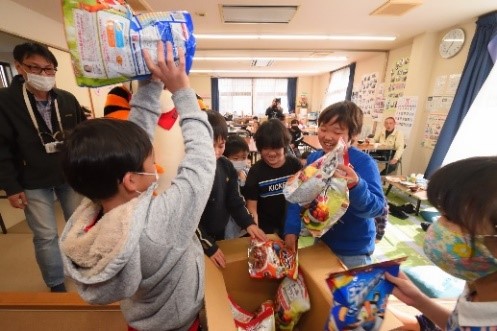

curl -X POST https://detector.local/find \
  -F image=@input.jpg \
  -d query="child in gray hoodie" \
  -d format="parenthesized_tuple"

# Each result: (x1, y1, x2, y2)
(59, 42, 215, 331)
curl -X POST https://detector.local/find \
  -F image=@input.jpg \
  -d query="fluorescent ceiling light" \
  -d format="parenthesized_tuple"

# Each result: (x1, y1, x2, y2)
(195, 34, 396, 42)
(190, 69, 321, 74)
(195, 56, 347, 62)
(221, 5, 298, 24)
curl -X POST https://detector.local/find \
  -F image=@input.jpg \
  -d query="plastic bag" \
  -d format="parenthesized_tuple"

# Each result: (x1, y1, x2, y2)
(275, 272, 310, 331)
(284, 139, 346, 206)
(248, 239, 298, 280)
(325, 257, 406, 331)
(229, 297, 276, 331)
(62, 0, 196, 87)
(301, 174, 349, 237)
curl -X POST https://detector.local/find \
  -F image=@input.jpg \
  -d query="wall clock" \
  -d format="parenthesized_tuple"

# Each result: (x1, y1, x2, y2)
(439, 28, 465, 59)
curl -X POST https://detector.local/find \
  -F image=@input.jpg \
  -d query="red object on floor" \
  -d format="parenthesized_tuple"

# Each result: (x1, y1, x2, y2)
(128, 317, 200, 331)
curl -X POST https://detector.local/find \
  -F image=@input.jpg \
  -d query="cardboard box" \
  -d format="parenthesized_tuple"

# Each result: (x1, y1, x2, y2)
(204, 237, 404, 330)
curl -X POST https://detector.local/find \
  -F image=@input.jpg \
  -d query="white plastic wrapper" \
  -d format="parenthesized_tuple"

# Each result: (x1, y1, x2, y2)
(284, 139, 346, 206)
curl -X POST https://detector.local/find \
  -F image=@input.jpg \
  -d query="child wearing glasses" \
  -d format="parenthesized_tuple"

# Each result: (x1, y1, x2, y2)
(59, 42, 215, 331)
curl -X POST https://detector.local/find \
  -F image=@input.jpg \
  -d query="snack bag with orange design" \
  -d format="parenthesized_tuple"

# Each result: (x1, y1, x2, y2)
(248, 239, 298, 280)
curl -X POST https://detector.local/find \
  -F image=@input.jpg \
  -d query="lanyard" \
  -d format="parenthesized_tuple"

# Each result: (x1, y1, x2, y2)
(22, 83, 64, 145)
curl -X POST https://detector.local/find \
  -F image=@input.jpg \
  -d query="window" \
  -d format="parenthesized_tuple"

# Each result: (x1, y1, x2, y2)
(218, 78, 289, 116)
(323, 65, 351, 107)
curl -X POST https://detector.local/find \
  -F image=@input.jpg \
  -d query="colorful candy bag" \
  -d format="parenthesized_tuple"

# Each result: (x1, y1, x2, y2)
(229, 297, 276, 331)
(325, 257, 407, 331)
(62, 0, 196, 87)
(274, 272, 311, 331)
(284, 139, 346, 206)
(248, 239, 298, 280)
(301, 173, 349, 238)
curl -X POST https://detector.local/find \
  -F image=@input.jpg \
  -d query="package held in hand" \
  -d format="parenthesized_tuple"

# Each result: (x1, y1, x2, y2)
(62, 0, 196, 87)
(284, 139, 346, 206)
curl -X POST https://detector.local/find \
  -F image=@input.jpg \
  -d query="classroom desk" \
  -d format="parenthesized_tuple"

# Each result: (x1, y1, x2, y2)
(384, 176, 428, 215)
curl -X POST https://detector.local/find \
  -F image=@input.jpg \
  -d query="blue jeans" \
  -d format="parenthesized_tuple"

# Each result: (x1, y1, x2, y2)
(336, 253, 372, 269)
(24, 183, 81, 288)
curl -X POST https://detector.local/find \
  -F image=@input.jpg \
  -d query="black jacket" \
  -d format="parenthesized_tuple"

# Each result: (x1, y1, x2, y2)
(0, 75, 85, 195)
(196, 156, 254, 256)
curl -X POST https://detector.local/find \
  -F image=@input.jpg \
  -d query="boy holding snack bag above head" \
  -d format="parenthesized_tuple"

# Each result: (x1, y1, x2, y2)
(59, 42, 215, 331)
(284, 101, 385, 269)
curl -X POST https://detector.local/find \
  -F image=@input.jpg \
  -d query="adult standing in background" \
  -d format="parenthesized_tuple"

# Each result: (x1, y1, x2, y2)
(368, 116, 405, 175)
(265, 97, 284, 120)
(0, 42, 86, 292)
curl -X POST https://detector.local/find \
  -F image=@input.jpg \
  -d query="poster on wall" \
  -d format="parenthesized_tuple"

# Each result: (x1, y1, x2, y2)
(384, 57, 409, 118)
(446, 73, 462, 95)
(351, 72, 379, 116)
(422, 112, 446, 149)
(394, 96, 418, 141)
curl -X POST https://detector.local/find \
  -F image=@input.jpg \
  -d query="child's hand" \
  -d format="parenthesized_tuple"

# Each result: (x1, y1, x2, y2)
(210, 247, 226, 269)
(385, 271, 426, 307)
(238, 171, 247, 183)
(246, 224, 267, 242)
(142, 41, 190, 94)
(334, 163, 359, 189)
(284, 234, 298, 253)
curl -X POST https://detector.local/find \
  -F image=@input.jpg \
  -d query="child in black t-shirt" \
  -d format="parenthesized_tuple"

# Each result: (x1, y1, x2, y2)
(242, 119, 303, 236)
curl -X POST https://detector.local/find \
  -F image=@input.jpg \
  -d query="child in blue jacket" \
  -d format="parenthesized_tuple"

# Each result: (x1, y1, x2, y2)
(284, 101, 385, 268)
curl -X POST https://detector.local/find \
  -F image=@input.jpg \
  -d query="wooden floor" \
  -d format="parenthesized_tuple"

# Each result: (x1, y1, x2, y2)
(0, 204, 78, 293)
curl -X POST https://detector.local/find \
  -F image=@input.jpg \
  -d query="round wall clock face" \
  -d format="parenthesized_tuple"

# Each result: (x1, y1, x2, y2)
(439, 28, 465, 59)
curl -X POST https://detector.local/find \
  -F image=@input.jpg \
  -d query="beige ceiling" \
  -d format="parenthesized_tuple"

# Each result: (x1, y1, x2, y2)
(5, 0, 497, 77)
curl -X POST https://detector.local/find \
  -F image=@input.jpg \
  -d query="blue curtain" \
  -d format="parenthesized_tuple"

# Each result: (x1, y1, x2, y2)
(425, 11, 497, 178)
(287, 78, 297, 113)
(211, 78, 219, 112)
(345, 63, 356, 101)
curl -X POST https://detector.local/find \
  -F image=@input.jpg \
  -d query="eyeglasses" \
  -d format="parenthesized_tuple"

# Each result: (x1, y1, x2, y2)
(22, 63, 57, 76)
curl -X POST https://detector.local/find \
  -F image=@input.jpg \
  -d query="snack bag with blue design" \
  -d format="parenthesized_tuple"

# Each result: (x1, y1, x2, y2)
(325, 257, 406, 331)
(62, 0, 196, 87)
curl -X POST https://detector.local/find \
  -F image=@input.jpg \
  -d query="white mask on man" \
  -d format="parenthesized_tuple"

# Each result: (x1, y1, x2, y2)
(26, 72, 56, 92)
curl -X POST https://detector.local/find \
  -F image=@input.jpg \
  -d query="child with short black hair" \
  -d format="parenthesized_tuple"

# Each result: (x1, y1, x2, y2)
(289, 118, 304, 157)
(196, 111, 266, 268)
(223, 135, 251, 239)
(243, 119, 303, 236)
(59, 42, 215, 331)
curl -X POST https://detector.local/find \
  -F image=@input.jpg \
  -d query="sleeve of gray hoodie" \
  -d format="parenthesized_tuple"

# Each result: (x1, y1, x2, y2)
(145, 88, 215, 248)
(128, 80, 164, 137)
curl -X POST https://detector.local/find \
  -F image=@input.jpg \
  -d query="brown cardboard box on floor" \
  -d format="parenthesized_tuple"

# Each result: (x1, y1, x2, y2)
(203, 236, 405, 330)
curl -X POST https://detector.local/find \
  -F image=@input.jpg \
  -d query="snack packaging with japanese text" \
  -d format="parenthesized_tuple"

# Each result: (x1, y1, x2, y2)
(62, 0, 196, 87)
(229, 297, 276, 331)
(248, 239, 298, 280)
(284, 139, 346, 206)
(274, 272, 310, 331)
(325, 257, 407, 331)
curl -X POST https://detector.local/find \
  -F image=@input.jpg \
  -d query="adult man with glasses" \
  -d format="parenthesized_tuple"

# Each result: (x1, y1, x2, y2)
(0, 42, 86, 292)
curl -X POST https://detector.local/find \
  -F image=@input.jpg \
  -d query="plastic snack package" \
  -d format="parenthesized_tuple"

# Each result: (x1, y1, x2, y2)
(301, 172, 349, 238)
(62, 0, 196, 87)
(229, 297, 276, 331)
(248, 239, 298, 280)
(284, 139, 346, 206)
(325, 257, 407, 331)
(274, 272, 311, 331)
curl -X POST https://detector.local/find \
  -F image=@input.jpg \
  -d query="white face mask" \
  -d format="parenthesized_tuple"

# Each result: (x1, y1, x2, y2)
(230, 160, 247, 172)
(26, 72, 56, 92)
(133, 171, 159, 194)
